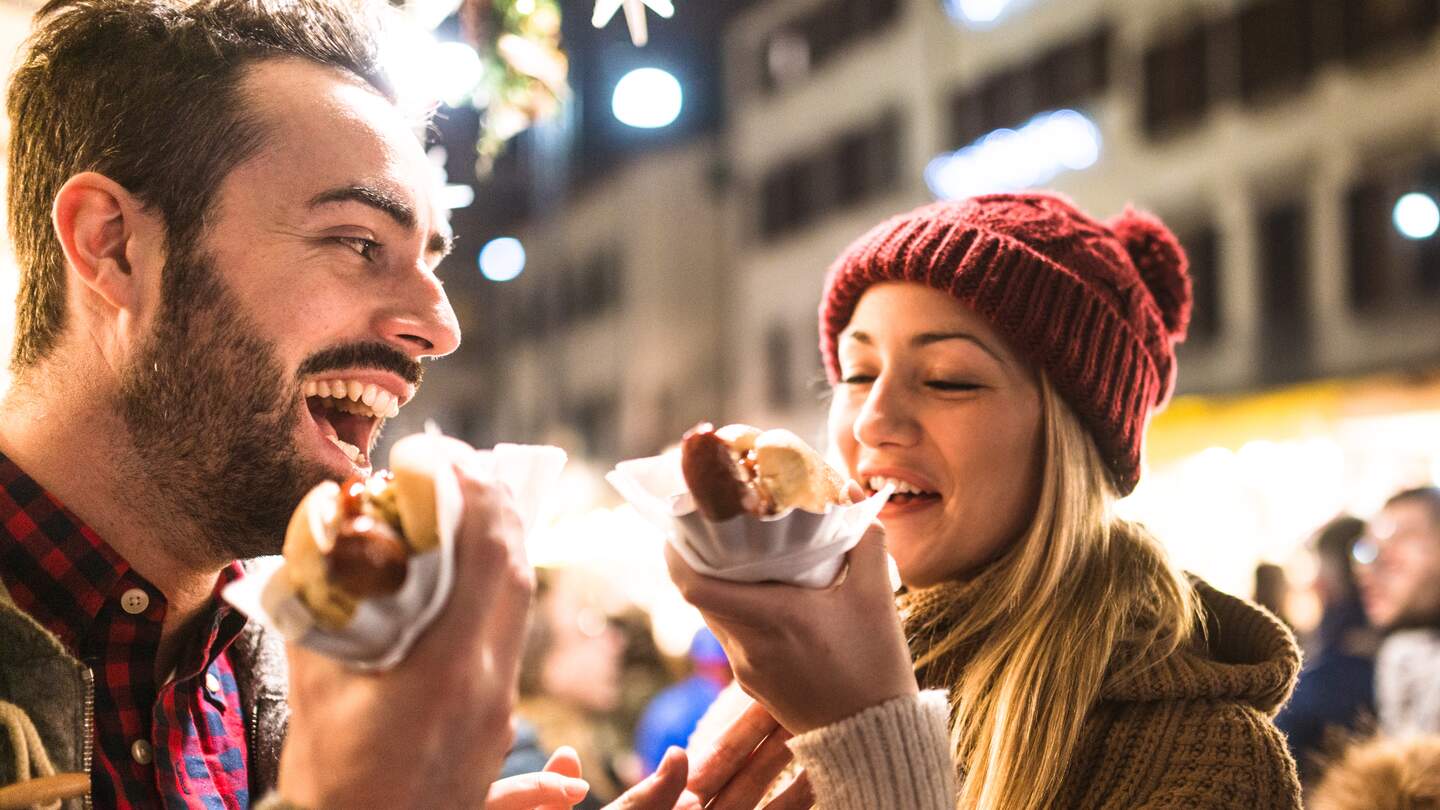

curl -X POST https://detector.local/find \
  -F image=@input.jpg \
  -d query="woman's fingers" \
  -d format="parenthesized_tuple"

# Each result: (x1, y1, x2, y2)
(706, 728, 795, 810)
(663, 544, 790, 627)
(687, 699, 780, 797)
(762, 771, 813, 810)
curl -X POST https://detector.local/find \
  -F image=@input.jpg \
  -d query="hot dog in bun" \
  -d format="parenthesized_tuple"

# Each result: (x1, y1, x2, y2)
(680, 422, 849, 521)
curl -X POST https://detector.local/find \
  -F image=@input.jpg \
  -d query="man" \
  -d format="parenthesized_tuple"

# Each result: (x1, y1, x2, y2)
(1355, 486, 1440, 739)
(0, 0, 703, 807)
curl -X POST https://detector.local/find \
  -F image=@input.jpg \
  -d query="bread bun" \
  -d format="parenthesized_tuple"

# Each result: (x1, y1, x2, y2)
(388, 447, 440, 553)
(681, 422, 849, 519)
(280, 481, 358, 630)
(752, 429, 847, 513)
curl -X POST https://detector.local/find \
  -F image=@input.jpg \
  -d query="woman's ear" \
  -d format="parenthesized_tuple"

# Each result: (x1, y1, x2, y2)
(52, 171, 159, 317)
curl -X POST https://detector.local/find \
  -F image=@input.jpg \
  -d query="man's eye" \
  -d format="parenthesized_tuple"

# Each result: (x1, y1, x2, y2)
(926, 380, 981, 392)
(335, 237, 380, 261)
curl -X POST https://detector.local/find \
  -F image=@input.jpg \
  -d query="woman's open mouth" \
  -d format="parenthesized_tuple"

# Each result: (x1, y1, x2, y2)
(865, 475, 942, 509)
(303, 378, 401, 469)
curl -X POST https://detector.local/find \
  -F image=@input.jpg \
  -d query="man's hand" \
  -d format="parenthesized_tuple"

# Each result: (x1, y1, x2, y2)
(487, 747, 592, 810)
(602, 699, 814, 810)
(277, 461, 534, 808)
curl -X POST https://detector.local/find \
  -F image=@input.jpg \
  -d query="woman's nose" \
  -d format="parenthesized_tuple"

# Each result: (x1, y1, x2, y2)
(854, 377, 921, 449)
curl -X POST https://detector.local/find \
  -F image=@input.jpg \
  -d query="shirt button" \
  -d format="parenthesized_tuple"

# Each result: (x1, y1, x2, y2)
(205, 672, 222, 695)
(130, 739, 153, 765)
(120, 588, 150, 615)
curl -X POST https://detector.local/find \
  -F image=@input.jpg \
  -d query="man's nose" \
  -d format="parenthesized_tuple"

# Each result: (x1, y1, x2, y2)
(377, 271, 461, 359)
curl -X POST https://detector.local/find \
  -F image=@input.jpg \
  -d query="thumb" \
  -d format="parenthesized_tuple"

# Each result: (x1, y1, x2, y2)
(842, 523, 891, 590)
(486, 772, 591, 810)
(543, 746, 583, 780)
(610, 746, 689, 809)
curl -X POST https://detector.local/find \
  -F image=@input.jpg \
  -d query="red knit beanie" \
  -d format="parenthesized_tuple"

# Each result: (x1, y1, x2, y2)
(819, 192, 1191, 495)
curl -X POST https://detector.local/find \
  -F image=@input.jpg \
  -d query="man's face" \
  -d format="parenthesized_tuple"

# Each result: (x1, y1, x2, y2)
(1356, 499, 1440, 630)
(117, 58, 459, 563)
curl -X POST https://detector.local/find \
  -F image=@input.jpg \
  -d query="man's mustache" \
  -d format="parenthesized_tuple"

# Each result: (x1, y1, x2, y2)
(296, 342, 424, 386)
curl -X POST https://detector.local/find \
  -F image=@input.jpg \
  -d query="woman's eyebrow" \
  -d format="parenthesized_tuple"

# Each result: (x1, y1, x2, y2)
(913, 331, 1006, 364)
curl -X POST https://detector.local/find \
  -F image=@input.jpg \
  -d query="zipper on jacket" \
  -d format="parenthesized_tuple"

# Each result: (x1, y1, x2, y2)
(81, 666, 94, 810)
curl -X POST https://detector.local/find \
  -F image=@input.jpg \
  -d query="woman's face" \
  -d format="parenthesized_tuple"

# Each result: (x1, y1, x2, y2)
(828, 283, 1045, 588)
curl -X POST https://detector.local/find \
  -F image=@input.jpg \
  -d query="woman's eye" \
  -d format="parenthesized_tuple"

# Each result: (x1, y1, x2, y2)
(840, 374, 876, 385)
(335, 236, 381, 261)
(926, 380, 981, 392)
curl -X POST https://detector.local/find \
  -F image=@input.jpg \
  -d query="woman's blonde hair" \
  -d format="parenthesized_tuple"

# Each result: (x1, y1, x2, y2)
(911, 374, 1201, 808)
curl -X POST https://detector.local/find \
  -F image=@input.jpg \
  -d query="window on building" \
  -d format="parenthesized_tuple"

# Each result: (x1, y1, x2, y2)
(1238, 0, 1316, 104)
(1037, 28, 1110, 112)
(1341, 0, 1439, 62)
(1257, 197, 1312, 382)
(759, 0, 902, 96)
(759, 110, 904, 241)
(1346, 155, 1440, 311)
(1178, 224, 1222, 341)
(766, 324, 794, 409)
(947, 27, 1112, 149)
(1142, 26, 1209, 136)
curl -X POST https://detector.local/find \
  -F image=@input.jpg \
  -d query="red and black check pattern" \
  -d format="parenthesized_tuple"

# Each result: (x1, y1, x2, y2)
(0, 451, 251, 809)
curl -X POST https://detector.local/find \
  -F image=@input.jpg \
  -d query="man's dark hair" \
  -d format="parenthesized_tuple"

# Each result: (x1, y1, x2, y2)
(6, 0, 395, 372)
(1386, 486, 1440, 528)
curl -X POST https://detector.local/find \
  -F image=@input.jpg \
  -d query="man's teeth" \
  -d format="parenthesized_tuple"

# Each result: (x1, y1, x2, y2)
(868, 476, 934, 496)
(327, 435, 363, 464)
(302, 379, 400, 418)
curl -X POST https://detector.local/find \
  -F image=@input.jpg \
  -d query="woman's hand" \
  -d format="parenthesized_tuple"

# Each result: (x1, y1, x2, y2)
(665, 524, 917, 734)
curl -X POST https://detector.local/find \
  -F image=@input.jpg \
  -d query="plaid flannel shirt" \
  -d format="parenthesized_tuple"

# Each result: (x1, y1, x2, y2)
(0, 450, 252, 809)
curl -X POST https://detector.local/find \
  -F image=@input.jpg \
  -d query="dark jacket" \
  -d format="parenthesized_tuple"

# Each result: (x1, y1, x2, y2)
(0, 567, 290, 808)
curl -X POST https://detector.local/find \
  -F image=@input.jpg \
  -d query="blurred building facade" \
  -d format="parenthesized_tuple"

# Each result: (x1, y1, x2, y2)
(446, 0, 1440, 598)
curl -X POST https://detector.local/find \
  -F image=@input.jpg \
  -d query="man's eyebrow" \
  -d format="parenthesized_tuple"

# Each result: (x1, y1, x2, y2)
(310, 184, 453, 258)
(310, 185, 415, 229)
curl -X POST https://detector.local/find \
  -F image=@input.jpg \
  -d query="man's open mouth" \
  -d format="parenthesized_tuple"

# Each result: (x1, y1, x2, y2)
(303, 378, 401, 467)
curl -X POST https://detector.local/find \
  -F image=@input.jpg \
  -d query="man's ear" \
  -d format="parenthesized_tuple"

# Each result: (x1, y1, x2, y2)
(52, 172, 160, 316)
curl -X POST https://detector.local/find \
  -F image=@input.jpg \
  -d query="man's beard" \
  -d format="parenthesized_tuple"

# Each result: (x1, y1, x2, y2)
(116, 248, 331, 564)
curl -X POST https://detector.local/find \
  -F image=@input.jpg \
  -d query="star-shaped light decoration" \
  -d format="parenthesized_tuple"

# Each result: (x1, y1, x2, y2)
(592, 0, 674, 47)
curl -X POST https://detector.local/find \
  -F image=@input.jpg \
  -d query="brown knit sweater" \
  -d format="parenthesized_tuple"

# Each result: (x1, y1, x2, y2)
(785, 578, 1303, 808)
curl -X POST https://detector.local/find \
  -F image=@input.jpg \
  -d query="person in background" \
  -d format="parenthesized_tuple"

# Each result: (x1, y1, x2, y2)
(1254, 562, 1293, 628)
(1354, 486, 1440, 739)
(634, 628, 733, 775)
(1307, 734, 1440, 810)
(505, 569, 629, 809)
(1275, 515, 1378, 785)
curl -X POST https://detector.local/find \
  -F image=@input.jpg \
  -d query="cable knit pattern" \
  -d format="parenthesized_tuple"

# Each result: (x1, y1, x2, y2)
(788, 691, 955, 810)
(898, 577, 1303, 808)
(819, 193, 1191, 495)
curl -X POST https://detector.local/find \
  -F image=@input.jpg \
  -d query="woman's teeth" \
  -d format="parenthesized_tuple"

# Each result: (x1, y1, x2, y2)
(302, 378, 399, 418)
(327, 435, 363, 464)
(868, 476, 935, 496)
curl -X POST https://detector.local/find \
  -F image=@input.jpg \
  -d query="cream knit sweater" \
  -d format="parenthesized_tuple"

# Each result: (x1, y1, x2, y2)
(781, 579, 1302, 808)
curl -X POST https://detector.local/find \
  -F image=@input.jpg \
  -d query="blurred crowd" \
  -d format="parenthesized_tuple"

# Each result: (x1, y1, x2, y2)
(504, 485, 1440, 807)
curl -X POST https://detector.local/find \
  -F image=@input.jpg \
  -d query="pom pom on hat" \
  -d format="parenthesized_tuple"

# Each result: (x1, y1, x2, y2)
(1110, 206, 1191, 340)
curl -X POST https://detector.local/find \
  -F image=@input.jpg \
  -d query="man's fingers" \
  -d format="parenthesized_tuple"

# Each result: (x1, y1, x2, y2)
(544, 746, 583, 779)
(687, 700, 780, 797)
(609, 746, 689, 810)
(707, 728, 794, 810)
(485, 772, 591, 810)
(762, 771, 813, 810)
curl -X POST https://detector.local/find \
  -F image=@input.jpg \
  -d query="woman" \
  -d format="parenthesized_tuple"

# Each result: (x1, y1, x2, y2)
(669, 193, 1302, 808)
